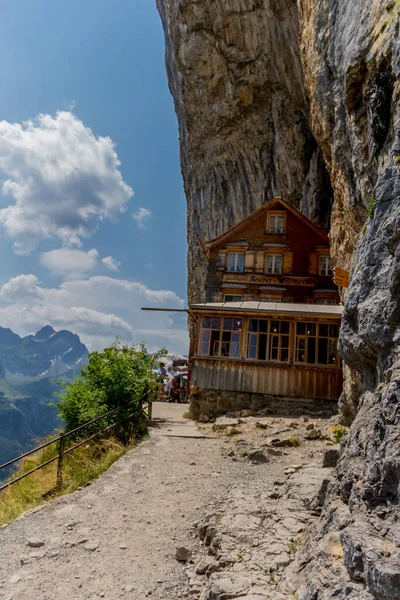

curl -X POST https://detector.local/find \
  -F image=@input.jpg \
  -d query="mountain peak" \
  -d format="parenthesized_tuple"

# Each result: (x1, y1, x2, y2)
(34, 326, 56, 341)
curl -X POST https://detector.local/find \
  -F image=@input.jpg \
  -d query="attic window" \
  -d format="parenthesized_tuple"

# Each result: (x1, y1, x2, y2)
(319, 256, 334, 276)
(268, 212, 285, 233)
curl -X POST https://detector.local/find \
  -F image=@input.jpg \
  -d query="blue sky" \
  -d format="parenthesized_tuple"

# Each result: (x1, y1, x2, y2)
(0, 0, 188, 353)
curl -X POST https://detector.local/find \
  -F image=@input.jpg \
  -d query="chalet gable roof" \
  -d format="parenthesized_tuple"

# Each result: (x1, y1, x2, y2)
(205, 197, 329, 249)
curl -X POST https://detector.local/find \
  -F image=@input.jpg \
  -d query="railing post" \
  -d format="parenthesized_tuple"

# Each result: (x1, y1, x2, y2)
(56, 433, 66, 489)
(149, 355, 154, 419)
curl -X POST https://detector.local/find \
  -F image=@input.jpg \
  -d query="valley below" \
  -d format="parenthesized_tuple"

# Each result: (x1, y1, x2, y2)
(0, 326, 87, 478)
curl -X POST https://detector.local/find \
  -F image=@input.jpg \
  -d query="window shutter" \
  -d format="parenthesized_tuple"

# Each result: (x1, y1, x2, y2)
(255, 251, 264, 272)
(283, 251, 293, 274)
(308, 252, 318, 275)
(216, 250, 227, 270)
(244, 251, 255, 271)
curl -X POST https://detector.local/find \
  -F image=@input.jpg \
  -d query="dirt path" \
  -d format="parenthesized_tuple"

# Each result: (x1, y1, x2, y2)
(0, 404, 336, 600)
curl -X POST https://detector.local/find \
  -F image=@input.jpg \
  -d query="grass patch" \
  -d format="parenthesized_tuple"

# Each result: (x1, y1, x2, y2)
(368, 195, 377, 219)
(0, 436, 137, 527)
(287, 437, 301, 447)
(288, 538, 302, 554)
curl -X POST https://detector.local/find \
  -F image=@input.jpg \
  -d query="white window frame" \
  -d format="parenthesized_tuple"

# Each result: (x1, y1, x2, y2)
(228, 253, 245, 273)
(319, 256, 334, 276)
(268, 213, 285, 233)
(265, 254, 283, 274)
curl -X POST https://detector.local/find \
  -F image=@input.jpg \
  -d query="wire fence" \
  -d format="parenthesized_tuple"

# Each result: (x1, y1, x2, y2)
(0, 391, 151, 494)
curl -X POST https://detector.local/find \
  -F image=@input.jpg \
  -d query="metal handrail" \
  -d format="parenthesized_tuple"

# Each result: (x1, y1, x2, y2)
(0, 389, 151, 493)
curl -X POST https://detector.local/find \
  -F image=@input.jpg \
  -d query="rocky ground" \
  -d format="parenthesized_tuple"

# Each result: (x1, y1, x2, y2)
(0, 403, 340, 600)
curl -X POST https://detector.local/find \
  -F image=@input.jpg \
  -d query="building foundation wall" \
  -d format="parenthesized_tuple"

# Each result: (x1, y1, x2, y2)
(189, 388, 338, 421)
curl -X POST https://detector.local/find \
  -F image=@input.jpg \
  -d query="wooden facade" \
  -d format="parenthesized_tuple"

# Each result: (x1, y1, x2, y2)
(189, 303, 343, 403)
(203, 197, 339, 306)
(188, 198, 343, 415)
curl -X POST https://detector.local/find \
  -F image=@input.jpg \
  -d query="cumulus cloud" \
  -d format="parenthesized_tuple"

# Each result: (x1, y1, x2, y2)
(0, 274, 188, 353)
(40, 248, 99, 278)
(0, 111, 134, 254)
(102, 256, 120, 272)
(132, 207, 152, 229)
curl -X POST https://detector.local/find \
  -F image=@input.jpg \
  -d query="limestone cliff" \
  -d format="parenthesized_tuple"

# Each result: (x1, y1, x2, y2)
(157, 0, 400, 597)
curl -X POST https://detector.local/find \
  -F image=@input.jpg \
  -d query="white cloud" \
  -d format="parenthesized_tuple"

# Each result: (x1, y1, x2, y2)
(102, 256, 120, 272)
(40, 248, 99, 278)
(0, 111, 133, 254)
(0, 274, 188, 354)
(132, 207, 152, 229)
(145, 262, 154, 269)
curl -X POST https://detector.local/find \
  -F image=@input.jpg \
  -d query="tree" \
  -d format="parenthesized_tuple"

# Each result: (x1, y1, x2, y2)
(57, 341, 167, 440)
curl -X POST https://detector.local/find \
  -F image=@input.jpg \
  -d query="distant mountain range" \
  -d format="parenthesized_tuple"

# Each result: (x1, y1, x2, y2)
(0, 326, 88, 480)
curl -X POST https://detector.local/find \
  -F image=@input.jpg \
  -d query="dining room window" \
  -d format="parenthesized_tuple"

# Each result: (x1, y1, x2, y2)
(198, 316, 242, 358)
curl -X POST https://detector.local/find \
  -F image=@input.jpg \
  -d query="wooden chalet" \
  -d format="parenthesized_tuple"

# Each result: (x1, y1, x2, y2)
(189, 198, 343, 418)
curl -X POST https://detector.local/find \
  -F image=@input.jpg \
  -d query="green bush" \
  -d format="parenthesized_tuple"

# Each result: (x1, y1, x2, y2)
(57, 341, 166, 439)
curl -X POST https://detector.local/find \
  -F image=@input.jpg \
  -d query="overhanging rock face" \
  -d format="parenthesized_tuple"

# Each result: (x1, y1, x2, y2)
(156, 0, 400, 596)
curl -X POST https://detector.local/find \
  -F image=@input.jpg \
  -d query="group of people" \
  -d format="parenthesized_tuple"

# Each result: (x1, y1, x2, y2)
(156, 362, 187, 403)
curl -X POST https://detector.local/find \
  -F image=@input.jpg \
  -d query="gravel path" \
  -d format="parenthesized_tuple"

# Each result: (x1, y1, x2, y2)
(0, 404, 334, 600)
(0, 404, 244, 600)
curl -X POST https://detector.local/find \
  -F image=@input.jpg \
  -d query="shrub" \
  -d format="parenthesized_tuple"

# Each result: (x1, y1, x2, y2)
(57, 341, 166, 440)
(330, 424, 347, 444)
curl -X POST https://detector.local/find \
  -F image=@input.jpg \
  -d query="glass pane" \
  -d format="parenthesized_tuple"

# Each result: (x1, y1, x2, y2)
(248, 333, 257, 346)
(271, 321, 279, 334)
(319, 324, 329, 337)
(306, 323, 316, 337)
(231, 333, 240, 344)
(297, 322, 306, 335)
(202, 317, 211, 329)
(329, 324, 339, 338)
(308, 338, 316, 363)
(259, 334, 267, 360)
(221, 341, 230, 356)
(281, 335, 289, 348)
(199, 343, 209, 356)
(228, 254, 236, 271)
(231, 344, 239, 357)
(259, 319, 268, 333)
(211, 317, 221, 329)
(237, 254, 245, 271)
(277, 216, 284, 232)
(200, 330, 210, 342)
(223, 318, 233, 331)
(247, 346, 256, 359)
(281, 349, 289, 362)
(266, 255, 273, 273)
(233, 319, 242, 331)
(328, 340, 338, 364)
(271, 335, 279, 348)
(249, 319, 258, 332)
(275, 255, 283, 273)
(271, 348, 278, 360)
(318, 338, 328, 364)
(281, 321, 290, 334)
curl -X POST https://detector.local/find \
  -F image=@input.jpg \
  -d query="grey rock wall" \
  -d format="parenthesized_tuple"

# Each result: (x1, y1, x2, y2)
(156, 0, 400, 596)
(156, 0, 334, 302)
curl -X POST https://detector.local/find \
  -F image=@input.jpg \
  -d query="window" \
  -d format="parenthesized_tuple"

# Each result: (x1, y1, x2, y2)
(268, 213, 285, 233)
(319, 256, 334, 276)
(265, 254, 283, 274)
(295, 322, 339, 366)
(224, 295, 243, 302)
(315, 299, 337, 305)
(198, 317, 242, 358)
(247, 319, 290, 362)
(228, 253, 245, 272)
